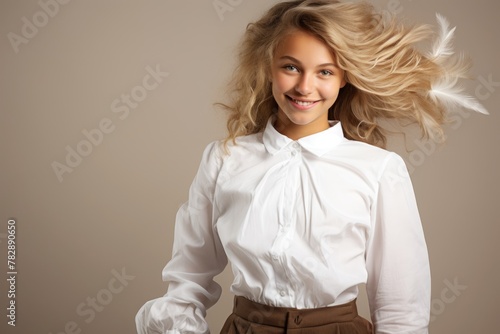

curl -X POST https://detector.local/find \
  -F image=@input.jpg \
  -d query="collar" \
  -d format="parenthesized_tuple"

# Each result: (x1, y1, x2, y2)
(262, 117, 346, 157)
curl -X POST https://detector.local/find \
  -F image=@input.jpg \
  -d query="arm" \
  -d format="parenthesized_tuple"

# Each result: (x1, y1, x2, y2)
(366, 153, 431, 334)
(136, 141, 228, 334)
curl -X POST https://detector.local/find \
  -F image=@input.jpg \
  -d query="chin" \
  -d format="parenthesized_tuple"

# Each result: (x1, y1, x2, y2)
(288, 117, 317, 126)
(283, 110, 322, 125)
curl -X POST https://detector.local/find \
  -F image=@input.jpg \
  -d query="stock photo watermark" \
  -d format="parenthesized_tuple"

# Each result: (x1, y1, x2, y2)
(6, 219, 17, 327)
(430, 277, 467, 322)
(387, 73, 498, 179)
(7, 0, 73, 54)
(213, 0, 244, 21)
(48, 267, 135, 334)
(212, 0, 412, 22)
(51, 64, 169, 183)
(212, 0, 411, 22)
(380, 0, 413, 17)
(475, 74, 499, 101)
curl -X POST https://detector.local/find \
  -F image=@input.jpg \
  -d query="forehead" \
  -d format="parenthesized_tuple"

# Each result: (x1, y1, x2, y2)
(274, 29, 337, 64)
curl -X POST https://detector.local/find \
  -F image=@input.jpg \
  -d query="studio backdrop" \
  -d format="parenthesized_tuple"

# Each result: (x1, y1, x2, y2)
(1, 0, 499, 333)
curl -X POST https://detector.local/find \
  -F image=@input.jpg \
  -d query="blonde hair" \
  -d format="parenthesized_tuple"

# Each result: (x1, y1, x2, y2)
(219, 0, 462, 148)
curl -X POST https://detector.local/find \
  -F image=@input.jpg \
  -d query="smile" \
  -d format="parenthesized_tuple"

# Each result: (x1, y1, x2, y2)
(293, 99, 315, 106)
(286, 96, 320, 109)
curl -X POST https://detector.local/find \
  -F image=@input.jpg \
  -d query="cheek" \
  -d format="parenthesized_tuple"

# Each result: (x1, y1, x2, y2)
(320, 81, 342, 100)
(272, 73, 294, 94)
(271, 81, 280, 101)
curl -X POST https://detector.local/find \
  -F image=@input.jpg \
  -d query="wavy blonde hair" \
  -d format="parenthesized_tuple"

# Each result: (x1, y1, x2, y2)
(219, 0, 454, 148)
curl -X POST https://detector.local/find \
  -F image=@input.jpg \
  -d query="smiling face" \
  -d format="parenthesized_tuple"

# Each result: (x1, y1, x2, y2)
(271, 29, 346, 140)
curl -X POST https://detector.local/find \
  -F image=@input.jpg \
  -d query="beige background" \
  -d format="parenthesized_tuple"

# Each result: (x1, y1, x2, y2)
(1, 0, 498, 333)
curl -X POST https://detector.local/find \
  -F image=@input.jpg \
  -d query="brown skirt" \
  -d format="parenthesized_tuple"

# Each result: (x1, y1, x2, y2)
(220, 296, 373, 334)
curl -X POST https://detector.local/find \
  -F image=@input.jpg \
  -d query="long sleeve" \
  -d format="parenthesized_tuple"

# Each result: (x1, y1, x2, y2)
(365, 153, 431, 334)
(136, 141, 228, 334)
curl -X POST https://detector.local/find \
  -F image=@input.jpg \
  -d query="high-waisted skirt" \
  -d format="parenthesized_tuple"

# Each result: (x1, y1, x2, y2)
(220, 296, 373, 334)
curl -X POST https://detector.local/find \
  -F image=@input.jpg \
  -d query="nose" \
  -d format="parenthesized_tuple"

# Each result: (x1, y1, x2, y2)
(295, 73, 313, 95)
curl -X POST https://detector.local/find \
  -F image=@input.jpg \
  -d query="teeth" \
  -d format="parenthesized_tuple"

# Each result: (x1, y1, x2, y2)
(293, 99, 315, 106)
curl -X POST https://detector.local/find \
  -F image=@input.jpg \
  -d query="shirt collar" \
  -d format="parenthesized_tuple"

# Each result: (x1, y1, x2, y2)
(263, 116, 346, 157)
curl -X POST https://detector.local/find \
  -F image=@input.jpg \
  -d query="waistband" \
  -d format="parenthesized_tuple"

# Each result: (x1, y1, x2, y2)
(232, 296, 359, 329)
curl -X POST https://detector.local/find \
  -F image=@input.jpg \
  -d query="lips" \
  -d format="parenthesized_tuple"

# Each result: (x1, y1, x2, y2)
(286, 95, 319, 109)
(293, 99, 315, 106)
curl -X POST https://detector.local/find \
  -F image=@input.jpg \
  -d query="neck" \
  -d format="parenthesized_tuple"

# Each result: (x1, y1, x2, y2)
(273, 115, 330, 140)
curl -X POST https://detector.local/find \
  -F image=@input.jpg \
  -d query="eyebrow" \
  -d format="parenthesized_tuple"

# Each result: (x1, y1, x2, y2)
(278, 55, 340, 68)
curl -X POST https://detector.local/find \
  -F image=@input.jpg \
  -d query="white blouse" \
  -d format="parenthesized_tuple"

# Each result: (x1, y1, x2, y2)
(136, 119, 431, 334)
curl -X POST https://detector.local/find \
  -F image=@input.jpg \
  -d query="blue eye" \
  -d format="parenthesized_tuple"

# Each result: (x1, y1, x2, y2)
(284, 65, 298, 72)
(320, 70, 333, 76)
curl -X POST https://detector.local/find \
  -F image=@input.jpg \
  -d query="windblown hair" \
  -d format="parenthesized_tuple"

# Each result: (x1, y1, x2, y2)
(218, 0, 484, 148)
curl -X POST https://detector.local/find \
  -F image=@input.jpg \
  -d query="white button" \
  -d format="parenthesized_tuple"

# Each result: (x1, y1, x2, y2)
(291, 150, 297, 156)
(272, 254, 279, 261)
(293, 142, 300, 149)
(280, 290, 286, 297)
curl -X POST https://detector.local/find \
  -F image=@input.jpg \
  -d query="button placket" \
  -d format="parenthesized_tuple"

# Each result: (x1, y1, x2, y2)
(271, 143, 301, 306)
(290, 142, 301, 157)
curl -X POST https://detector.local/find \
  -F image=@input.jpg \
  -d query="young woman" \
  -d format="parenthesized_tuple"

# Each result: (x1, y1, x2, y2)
(136, 1, 487, 333)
